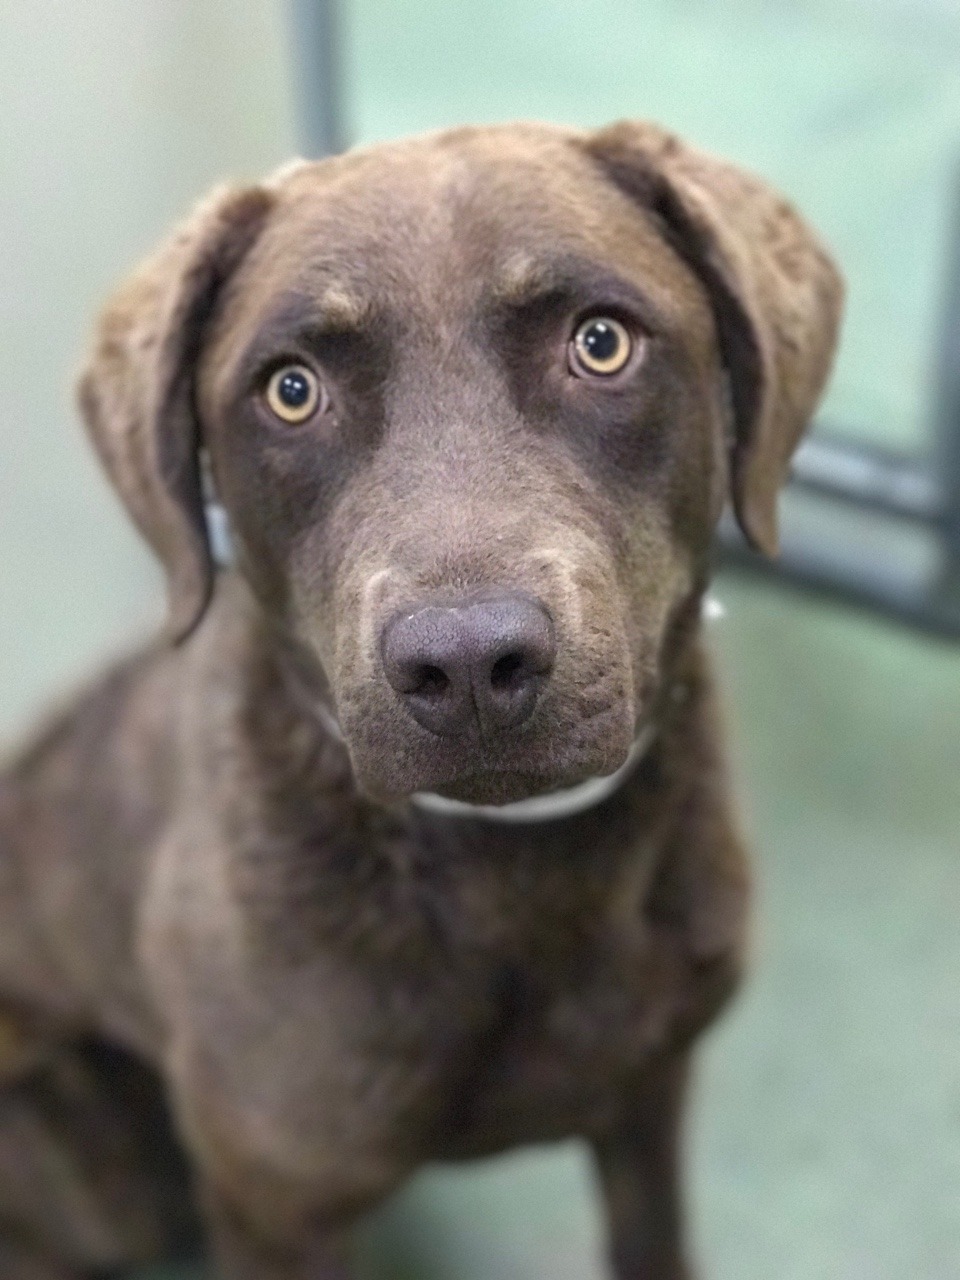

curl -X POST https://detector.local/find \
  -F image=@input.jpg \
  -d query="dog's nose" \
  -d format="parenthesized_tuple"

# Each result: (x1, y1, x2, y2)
(381, 595, 556, 737)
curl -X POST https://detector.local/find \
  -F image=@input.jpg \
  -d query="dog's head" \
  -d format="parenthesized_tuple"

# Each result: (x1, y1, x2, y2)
(79, 122, 842, 804)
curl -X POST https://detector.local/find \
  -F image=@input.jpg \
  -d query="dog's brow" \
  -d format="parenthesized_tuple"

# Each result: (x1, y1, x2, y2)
(489, 255, 666, 331)
(315, 287, 370, 329)
(261, 289, 373, 338)
(232, 288, 379, 390)
(491, 255, 562, 304)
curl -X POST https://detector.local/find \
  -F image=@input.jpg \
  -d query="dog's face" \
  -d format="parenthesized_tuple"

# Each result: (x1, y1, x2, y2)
(195, 128, 730, 802)
(79, 123, 842, 804)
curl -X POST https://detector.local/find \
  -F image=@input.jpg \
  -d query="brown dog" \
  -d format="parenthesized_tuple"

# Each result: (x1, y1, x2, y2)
(0, 120, 842, 1279)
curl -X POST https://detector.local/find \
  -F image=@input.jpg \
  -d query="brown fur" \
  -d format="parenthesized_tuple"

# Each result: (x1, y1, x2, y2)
(0, 121, 842, 1278)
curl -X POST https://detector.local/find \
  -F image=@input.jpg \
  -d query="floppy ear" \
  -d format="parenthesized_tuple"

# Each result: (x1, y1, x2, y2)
(584, 121, 844, 555)
(78, 184, 274, 641)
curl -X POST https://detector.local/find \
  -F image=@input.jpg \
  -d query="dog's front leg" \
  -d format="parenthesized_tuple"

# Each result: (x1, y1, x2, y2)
(202, 1183, 355, 1280)
(591, 1053, 695, 1280)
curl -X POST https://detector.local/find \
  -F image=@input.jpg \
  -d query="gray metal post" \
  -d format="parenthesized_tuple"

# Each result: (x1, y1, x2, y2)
(934, 161, 960, 575)
(288, 0, 347, 157)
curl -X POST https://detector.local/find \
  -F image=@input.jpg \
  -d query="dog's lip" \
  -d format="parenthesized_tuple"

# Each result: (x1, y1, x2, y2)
(398, 724, 642, 808)
(416, 768, 565, 807)
(322, 689, 642, 807)
(410, 725, 656, 819)
(314, 701, 575, 803)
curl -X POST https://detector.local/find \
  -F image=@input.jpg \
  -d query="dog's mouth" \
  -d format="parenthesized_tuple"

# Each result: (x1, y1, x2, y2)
(409, 725, 656, 818)
(315, 704, 573, 807)
(329, 694, 638, 809)
(383, 760, 627, 810)
(415, 767, 578, 808)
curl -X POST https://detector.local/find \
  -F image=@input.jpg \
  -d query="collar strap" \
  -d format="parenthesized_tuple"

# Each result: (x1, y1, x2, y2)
(409, 720, 656, 823)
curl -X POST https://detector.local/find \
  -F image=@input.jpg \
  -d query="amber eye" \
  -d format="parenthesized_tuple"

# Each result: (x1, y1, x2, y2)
(570, 316, 633, 377)
(264, 364, 324, 423)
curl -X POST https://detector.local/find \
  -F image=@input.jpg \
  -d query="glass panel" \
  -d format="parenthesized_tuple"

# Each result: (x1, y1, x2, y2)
(349, 0, 960, 450)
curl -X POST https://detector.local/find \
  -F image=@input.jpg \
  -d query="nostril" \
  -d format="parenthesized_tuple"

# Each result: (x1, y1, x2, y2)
(413, 664, 450, 698)
(490, 651, 527, 691)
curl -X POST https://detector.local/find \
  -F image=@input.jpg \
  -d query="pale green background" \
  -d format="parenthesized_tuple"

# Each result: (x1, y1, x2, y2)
(1, 3, 958, 1277)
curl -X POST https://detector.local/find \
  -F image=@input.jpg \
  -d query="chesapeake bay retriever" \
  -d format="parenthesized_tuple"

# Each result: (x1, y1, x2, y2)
(0, 120, 842, 1279)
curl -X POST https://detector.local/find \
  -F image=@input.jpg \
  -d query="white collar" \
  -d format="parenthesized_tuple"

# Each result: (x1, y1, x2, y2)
(409, 720, 657, 823)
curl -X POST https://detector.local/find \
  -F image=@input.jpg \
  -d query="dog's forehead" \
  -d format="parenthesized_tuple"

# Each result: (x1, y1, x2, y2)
(233, 125, 702, 323)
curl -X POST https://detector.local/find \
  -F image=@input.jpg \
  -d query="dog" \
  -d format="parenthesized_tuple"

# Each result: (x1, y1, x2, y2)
(0, 120, 842, 1279)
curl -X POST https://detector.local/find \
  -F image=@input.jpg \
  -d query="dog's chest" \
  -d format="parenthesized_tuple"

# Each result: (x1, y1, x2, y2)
(160, 808, 737, 1187)
(429, 923, 693, 1155)
(355, 831, 697, 1156)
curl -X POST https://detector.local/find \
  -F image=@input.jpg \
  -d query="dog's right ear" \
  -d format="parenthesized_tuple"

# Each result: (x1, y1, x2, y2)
(78, 184, 275, 642)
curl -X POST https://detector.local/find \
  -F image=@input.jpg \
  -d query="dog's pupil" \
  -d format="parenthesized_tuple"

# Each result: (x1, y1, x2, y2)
(279, 371, 310, 406)
(583, 322, 618, 361)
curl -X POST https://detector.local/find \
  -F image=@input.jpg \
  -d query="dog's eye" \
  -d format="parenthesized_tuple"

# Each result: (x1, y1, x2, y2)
(569, 317, 632, 377)
(264, 364, 325, 424)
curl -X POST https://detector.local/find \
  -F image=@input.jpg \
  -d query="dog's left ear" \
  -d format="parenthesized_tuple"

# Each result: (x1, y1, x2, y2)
(583, 121, 844, 555)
